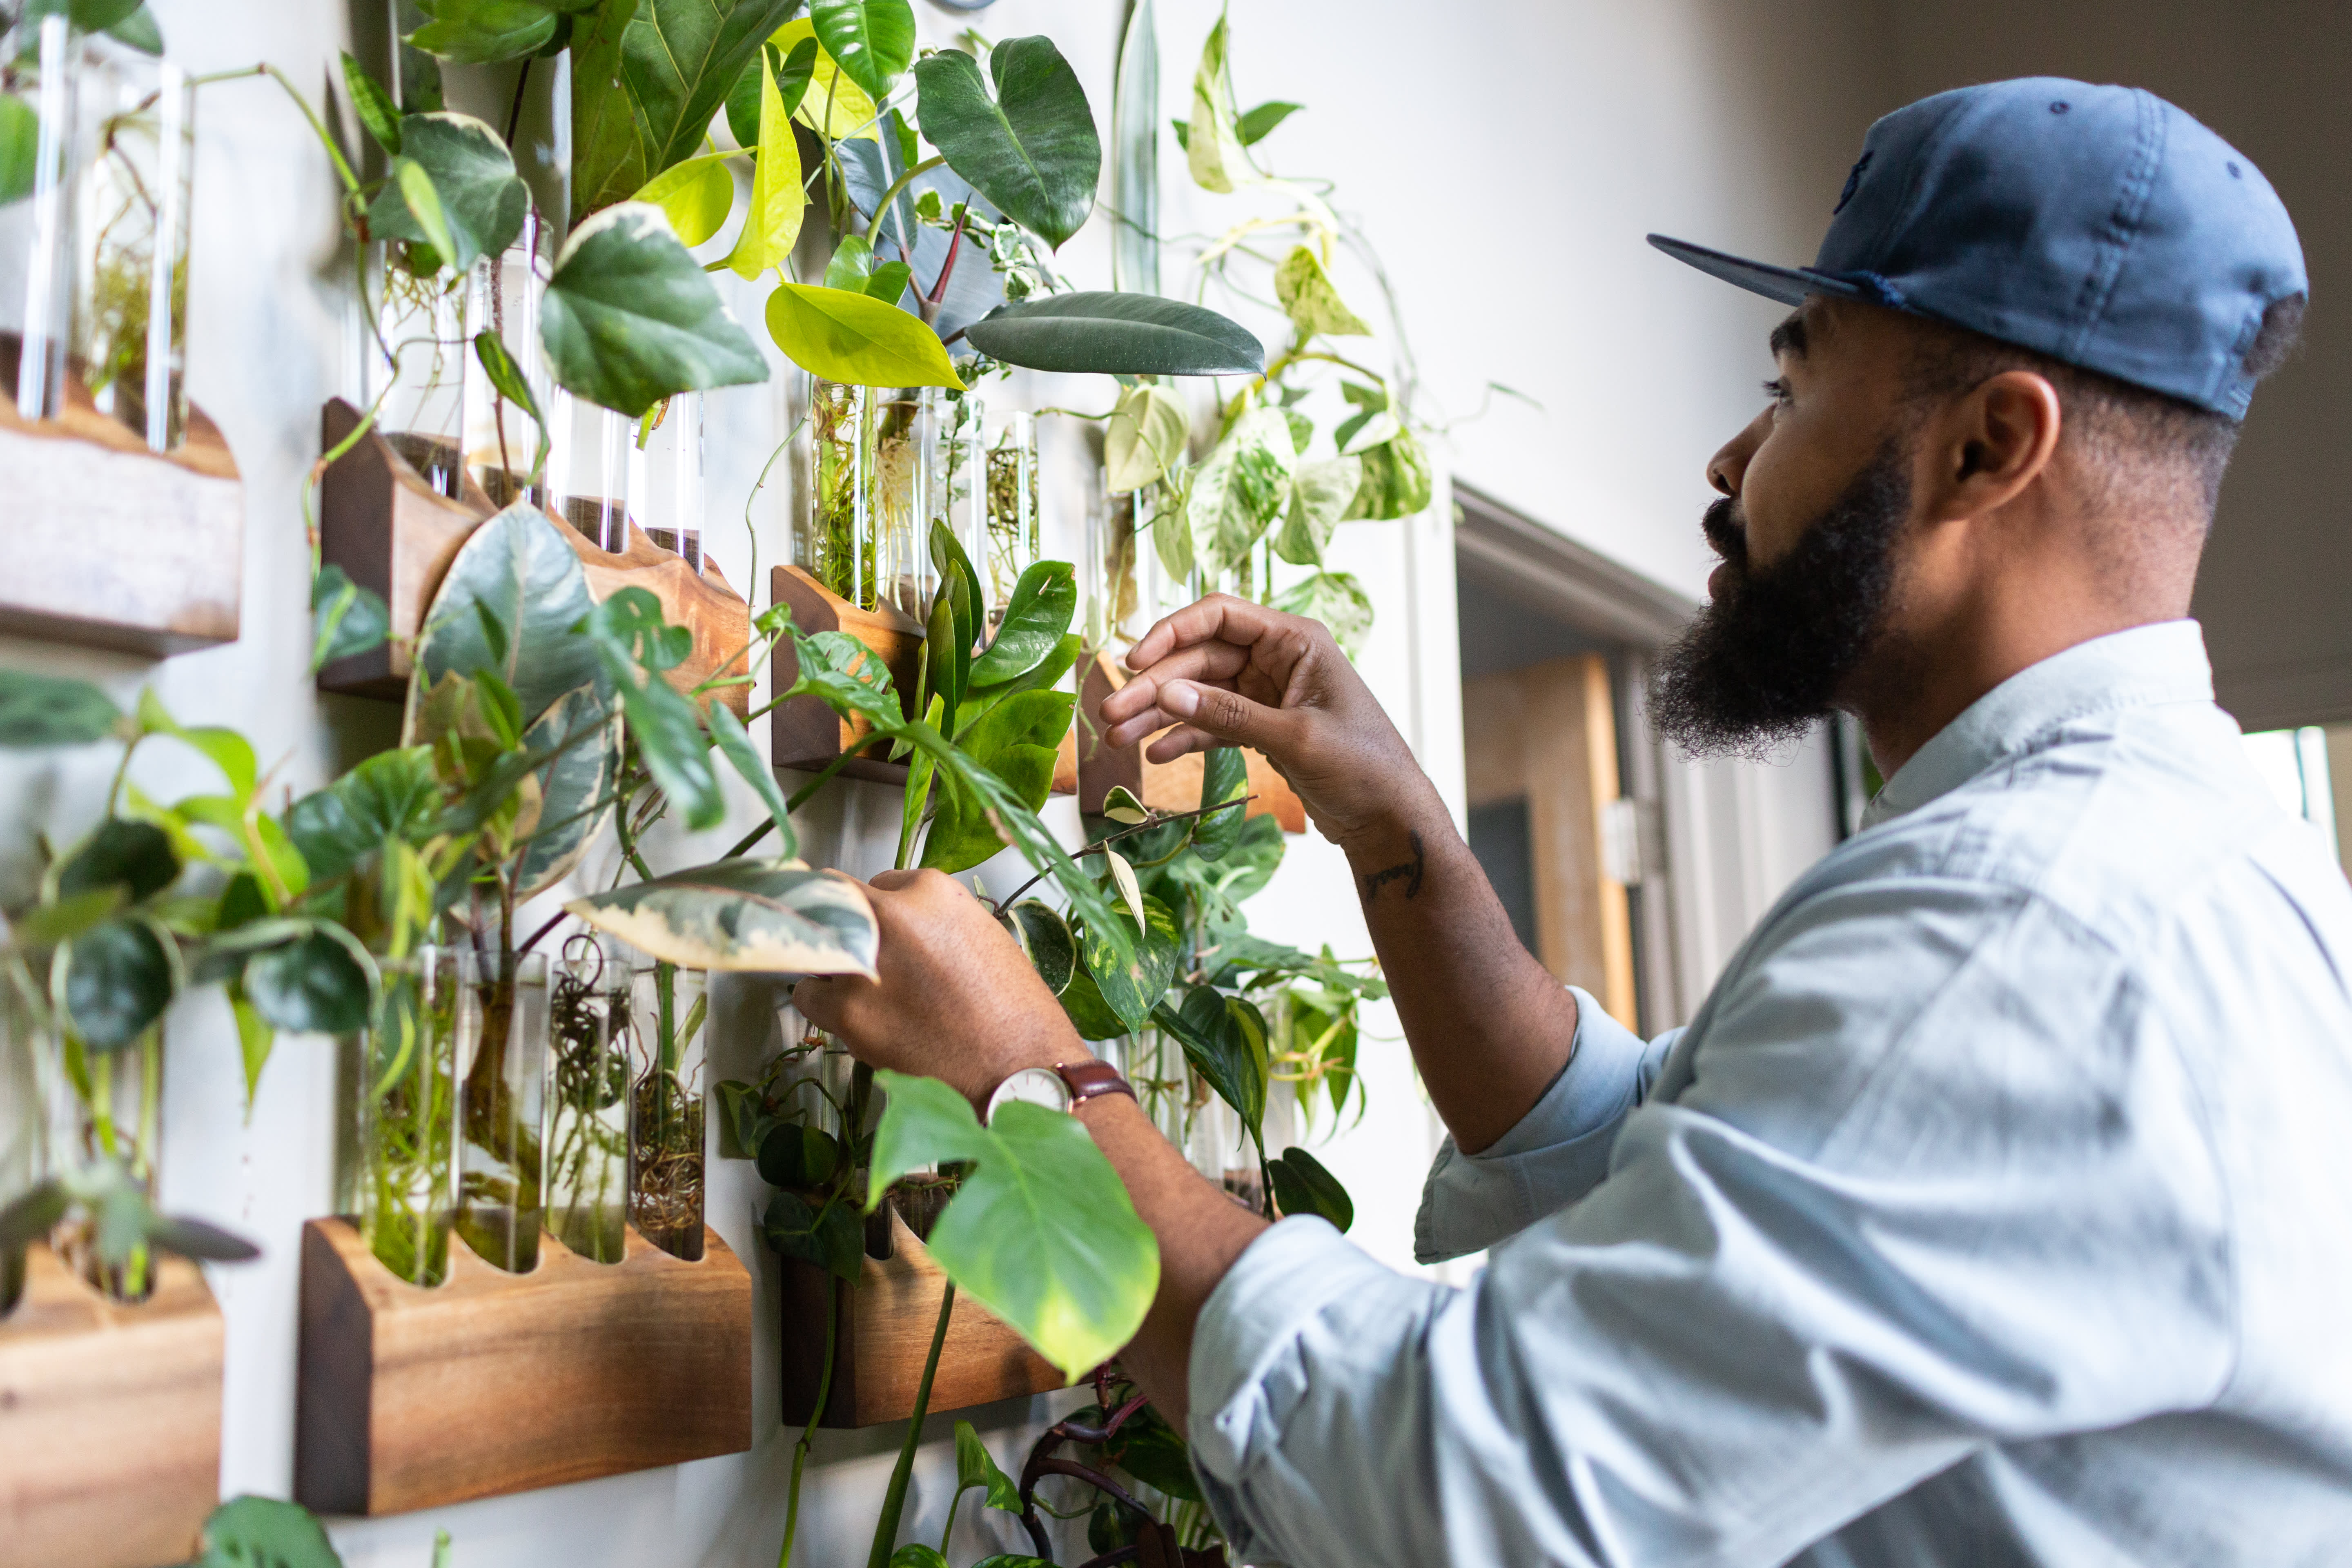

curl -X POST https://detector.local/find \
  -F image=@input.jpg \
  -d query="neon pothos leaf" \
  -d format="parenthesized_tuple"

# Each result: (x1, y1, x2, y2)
(632, 151, 738, 247)
(764, 280, 963, 389)
(724, 41, 805, 279)
(541, 203, 771, 418)
(566, 858, 879, 975)
(962, 292, 1262, 377)
(771, 16, 879, 141)
(868, 1071, 1158, 1380)
(912, 36, 1100, 250)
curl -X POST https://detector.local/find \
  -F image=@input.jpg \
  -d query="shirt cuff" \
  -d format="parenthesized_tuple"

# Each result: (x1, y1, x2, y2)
(1187, 1216, 1397, 1562)
(1413, 986, 1657, 1263)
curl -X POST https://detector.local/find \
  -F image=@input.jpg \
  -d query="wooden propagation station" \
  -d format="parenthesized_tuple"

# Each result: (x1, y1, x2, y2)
(294, 1217, 753, 1517)
(0, 1245, 225, 1568)
(1078, 651, 1306, 833)
(777, 1204, 1062, 1428)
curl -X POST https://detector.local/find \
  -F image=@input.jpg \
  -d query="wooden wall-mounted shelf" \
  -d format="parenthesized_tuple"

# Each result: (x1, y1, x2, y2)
(0, 382, 241, 658)
(779, 1204, 1062, 1428)
(1078, 651, 1306, 834)
(0, 1244, 224, 1568)
(294, 1217, 752, 1517)
(317, 398, 752, 718)
(770, 564, 925, 785)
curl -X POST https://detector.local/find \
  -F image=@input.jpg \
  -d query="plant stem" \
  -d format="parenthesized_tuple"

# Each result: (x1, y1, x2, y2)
(723, 734, 892, 860)
(866, 1282, 956, 1568)
(863, 154, 947, 248)
(778, 1288, 840, 1568)
(987, 797, 1252, 912)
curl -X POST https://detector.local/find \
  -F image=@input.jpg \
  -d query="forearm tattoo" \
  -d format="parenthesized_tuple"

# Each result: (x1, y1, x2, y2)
(1363, 831, 1425, 902)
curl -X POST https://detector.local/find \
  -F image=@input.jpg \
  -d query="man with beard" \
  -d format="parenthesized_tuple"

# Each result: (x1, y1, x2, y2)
(794, 79, 2352, 1564)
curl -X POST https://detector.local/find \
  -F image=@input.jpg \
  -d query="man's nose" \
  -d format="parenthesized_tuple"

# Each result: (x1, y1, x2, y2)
(1707, 408, 1772, 497)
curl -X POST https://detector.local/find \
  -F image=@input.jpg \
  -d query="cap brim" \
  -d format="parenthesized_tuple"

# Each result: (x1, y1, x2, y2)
(1646, 234, 1863, 308)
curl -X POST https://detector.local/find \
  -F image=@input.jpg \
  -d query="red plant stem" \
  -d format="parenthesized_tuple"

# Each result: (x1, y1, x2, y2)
(928, 209, 969, 306)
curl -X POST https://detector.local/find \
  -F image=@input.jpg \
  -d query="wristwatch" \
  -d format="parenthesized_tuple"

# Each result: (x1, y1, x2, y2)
(983, 1060, 1136, 1125)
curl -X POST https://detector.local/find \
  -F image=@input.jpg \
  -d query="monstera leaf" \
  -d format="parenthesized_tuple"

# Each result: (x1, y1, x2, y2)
(962, 292, 1262, 377)
(566, 858, 879, 975)
(868, 1071, 1158, 1380)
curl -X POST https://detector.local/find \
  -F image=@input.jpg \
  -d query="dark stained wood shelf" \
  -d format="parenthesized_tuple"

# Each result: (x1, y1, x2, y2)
(779, 1203, 1063, 1430)
(0, 1244, 225, 1568)
(294, 1217, 752, 1517)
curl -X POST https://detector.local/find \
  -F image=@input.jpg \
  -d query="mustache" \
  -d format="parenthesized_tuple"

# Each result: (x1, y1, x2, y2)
(1702, 495, 1749, 574)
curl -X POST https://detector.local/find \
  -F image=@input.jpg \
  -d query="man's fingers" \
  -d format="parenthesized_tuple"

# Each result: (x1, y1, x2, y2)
(1100, 643, 1250, 725)
(1125, 594, 1285, 673)
(1143, 723, 1222, 764)
(1156, 679, 1300, 755)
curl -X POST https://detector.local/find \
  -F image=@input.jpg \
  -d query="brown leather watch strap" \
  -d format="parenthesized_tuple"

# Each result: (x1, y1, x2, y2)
(1056, 1059, 1136, 1107)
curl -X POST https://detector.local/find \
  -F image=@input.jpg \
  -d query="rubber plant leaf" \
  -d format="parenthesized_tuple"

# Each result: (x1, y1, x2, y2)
(809, 0, 913, 103)
(405, 503, 610, 739)
(541, 203, 771, 418)
(968, 560, 1076, 688)
(514, 683, 624, 896)
(363, 112, 530, 273)
(1273, 570, 1375, 659)
(723, 40, 805, 279)
(768, 16, 880, 141)
(1272, 455, 1362, 567)
(568, 857, 879, 974)
(632, 151, 739, 247)
(1186, 408, 1295, 577)
(1341, 425, 1434, 520)
(1273, 243, 1371, 338)
(621, 0, 800, 179)
(58, 915, 177, 1050)
(1082, 892, 1181, 1033)
(867, 1070, 1159, 1381)
(911, 36, 1100, 250)
(1185, 11, 1256, 194)
(192, 1495, 344, 1568)
(1104, 383, 1189, 493)
(962, 292, 1262, 378)
(763, 279, 964, 389)
(568, 0, 646, 223)
(406, 0, 559, 64)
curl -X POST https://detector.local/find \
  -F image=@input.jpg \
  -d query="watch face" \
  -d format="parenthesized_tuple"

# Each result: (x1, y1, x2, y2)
(987, 1066, 1071, 1123)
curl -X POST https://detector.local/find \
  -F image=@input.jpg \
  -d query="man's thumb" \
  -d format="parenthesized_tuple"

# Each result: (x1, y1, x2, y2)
(1165, 680, 1298, 753)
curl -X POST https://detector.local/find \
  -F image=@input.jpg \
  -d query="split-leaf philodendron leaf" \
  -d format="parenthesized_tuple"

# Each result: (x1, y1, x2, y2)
(868, 1070, 1159, 1380)
(912, 36, 1100, 251)
(542, 203, 771, 416)
(566, 857, 880, 974)
(962, 292, 1263, 378)
(363, 111, 530, 273)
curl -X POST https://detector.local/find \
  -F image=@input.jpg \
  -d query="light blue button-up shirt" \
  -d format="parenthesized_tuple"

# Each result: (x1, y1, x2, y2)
(1187, 622, 2352, 1566)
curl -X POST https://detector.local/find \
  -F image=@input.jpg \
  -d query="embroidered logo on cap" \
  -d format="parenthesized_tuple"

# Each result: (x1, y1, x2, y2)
(1834, 149, 1874, 214)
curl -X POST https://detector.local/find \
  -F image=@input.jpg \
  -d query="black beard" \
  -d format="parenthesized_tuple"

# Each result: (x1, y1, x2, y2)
(1648, 440, 1911, 759)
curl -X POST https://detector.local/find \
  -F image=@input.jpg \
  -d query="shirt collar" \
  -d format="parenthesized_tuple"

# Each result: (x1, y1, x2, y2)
(1860, 620, 2216, 829)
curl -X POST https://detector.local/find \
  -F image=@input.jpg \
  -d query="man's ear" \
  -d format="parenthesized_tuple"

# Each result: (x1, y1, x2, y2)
(1922, 369, 2062, 519)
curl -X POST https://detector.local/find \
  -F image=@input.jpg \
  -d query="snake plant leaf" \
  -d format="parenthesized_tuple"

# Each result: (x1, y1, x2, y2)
(408, 503, 608, 739)
(1273, 570, 1375, 659)
(53, 819, 178, 904)
(243, 924, 379, 1037)
(809, 0, 913, 103)
(632, 151, 739, 247)
(764, 280, 963, 389)
(542, 203, 771, 417)
(1082, 893, 1180, 1033)
(868, 1071, 1159, 1381)
(363, 112, 529, 273)
(723, 41, 805, 278)
(1269, 1145, 1354, 1232)
(1273, 244, 1371, 338)
(566, 858, 879, 975)
(912, 36, 1099, 250)
(59, 915, 177, 1050)
(341, 52, 403, 156)
(1187, 407, 1295, 577)
(1003, 899, 1076, 995)
(766, 16, 878, 141)
(968, 561, 1076, 688)
(1184, 12, 1255, 194)
(514, 683, 624, 896)
(191, 1496, 343, 1568)
(1341, 425, 1434, 520)
(1105, 383, 1190, 493)
(568, 0, 645, 222)
(622, 0, 801, 178)
(707, 699, 798, 859)
(405, 0, 559, 63)
(962, 292, 1263, 378)
(1272, 455, 1362, 567)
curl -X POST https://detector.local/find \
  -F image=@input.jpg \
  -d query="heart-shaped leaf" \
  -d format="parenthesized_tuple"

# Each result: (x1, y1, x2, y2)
(243, 924, 378, 1037)
(764, 280, 963, 389)
(406, 0, 558, 63)
(408, 503, 609, 738)
(1273, 570, 1375, 659)
(956, 1420, 1025, 1512)
(54, 818, 178, 904)
(1272, 455, 1361, 567)
(311, 563, 392, 672)
(1003, 899, 1076, 994)
(809, 0, 913, 103)
(1341, 425, 1434, 520)
(60, 915, 176, 1049)
(566, 858, 879, 975)
(771, 15, 880, 141)
(912, 36, 1100, 250)
(363, 111, 530, 273)
(962, 292, 1263, 377)
(1273, 244, 1370, 338)
(868, 1071, 1158, 1380)
(1187, 408, 1295, 576)
(1105, 383, 1190, 492)
(764, 1188, 863, 1281)
(0, 670, 122, 747)
(542, 203, 770, 417)
(1269, 1145, 1353, 1231)
(1082, 892, 1178, 1032)
(632, 151, 739, 247)
(1236, 99, 1302, 146)
(968, 560, 1076, 688)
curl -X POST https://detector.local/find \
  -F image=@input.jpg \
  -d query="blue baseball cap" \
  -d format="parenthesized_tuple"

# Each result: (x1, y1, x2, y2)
(1649, 78, 2307, 419)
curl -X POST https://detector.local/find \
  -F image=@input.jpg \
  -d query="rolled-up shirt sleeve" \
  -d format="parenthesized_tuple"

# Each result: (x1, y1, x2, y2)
(1415, 987, 1679, 1263)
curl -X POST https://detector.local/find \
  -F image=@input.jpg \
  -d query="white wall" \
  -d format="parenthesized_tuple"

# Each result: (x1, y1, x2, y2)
(0, 2, 1871, 1564)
